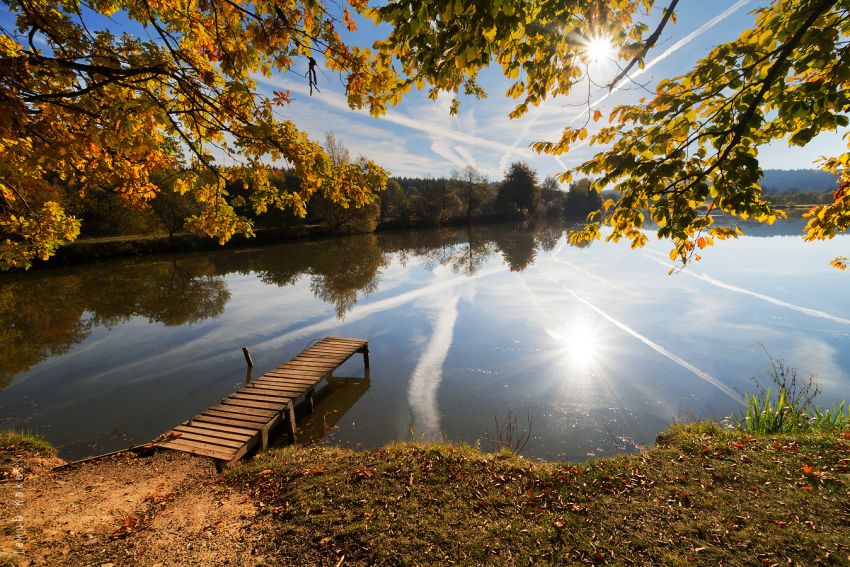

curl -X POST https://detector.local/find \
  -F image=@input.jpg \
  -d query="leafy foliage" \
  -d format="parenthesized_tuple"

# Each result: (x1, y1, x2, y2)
(0, 0, 392, 268)
(497, 161, 540, 219)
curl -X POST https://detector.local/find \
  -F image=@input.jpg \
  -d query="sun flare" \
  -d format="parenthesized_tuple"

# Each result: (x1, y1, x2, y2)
(548, 317, 603, 371)
(584, 34, 615, 64)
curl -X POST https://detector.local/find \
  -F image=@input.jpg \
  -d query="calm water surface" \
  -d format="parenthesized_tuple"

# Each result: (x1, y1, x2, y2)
(2, 219, 849, 461)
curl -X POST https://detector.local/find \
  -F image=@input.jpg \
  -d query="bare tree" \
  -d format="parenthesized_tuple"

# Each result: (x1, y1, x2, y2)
(324, 131, 351, 167)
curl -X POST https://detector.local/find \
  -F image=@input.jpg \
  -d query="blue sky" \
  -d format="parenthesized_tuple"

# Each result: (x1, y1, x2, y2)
(258, 0, 846, 181)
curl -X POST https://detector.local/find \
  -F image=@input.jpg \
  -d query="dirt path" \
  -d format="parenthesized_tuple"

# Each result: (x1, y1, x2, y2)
(0, 449, 273, 566)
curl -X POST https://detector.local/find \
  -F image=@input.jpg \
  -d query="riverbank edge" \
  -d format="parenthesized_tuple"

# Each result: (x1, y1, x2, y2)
(15, 214, 543, 271)
(2, 421, 849, 565)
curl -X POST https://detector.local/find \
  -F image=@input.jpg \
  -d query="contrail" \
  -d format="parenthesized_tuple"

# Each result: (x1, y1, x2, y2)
(539, 273, 740, 402)
(408, 292, 463, 440)
(643, 252, 850, 325)
(263, 77, 535, 158)
(549, 255, 631, 294)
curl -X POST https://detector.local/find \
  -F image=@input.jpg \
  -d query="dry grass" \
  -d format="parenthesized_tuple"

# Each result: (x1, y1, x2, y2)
(230, 422, 850, 565)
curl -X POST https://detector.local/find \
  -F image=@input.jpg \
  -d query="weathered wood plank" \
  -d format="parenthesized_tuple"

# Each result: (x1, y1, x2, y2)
(314, 338, 362, 346)
(229, 392, 292, 404)
(222, 397, 289, 412)
(258, 374, 319, 385)
(186, 418, 258, 436)
(174, 425, 254, 443)
(249, 380, 308, 391)
(169, 430, 244, 449)
(209, 404, 277, 419)
(241, 386, 298, 398)
(161, 438, 236, 460)
(201, 409, 269, 425)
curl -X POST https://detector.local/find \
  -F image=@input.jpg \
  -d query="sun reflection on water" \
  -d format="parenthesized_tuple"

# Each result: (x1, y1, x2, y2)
(547, 316, 606, 372)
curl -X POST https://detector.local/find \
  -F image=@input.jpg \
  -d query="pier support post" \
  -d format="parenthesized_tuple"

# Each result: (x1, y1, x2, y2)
(242, 346, 254, 368)
(306, 388, 315, 413)
(362, 346, 370, 370)
(286, 404, 297, 443)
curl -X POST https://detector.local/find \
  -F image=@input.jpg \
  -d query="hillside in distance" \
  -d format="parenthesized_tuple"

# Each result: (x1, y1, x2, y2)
(760, 169, 837, 192)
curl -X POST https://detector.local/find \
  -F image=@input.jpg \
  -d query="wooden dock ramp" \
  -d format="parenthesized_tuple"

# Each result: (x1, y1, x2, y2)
(157, 336, 369, 466)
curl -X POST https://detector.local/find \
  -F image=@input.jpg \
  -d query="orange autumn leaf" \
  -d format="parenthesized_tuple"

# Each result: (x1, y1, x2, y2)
(802, 465, 814, 475)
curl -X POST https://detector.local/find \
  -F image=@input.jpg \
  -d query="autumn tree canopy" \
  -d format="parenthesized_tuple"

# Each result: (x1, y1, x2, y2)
(371, 0, 850, 268)
(3, 0, 849, 268)
(0, 0, 393, 268)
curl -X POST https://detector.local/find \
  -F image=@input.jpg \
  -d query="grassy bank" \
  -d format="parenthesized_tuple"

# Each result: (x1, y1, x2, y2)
(230, 422, 850, 565)
(2, 423, 849, 564)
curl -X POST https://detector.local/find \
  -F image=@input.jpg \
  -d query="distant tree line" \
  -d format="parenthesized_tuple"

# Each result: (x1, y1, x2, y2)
(762, 189, 834, 206)
(63, 133, 602, 241)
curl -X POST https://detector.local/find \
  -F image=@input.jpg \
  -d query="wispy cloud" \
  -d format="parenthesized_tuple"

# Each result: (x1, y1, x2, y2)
(262, 77, 535, 158)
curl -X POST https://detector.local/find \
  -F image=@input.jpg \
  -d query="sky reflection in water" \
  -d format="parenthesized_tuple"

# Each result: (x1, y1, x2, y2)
(1, 218, 848, 461)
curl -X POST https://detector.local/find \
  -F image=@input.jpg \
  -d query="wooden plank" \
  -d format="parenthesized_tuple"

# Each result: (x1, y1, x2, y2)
(302, 344, 355, 353)
(169, 430, 245, 449)
(280, 357, 338, 366)
(242, 386, 298, 398)
(300, 345, 353, 354)
(265, 367, 325, 378)
(278, 358, 338, 369)
(267, 364, 329, 374)
(209, 403, 277, 419)
(174, 425, 254, 443)
(222, 397, 288, 412)
(175, 428, 250, 449)
(186, 418, 258, 436)
(259, 374, 319, 385)
(201, 409, 270, 425)
(293, 353, 348, 364)
(249, 386, 307, 398)
(230, 392, 292, 404)
(323, 337, 366, 346)
(308, 343, 361, 352)
(301, 349, 356, 359)
(254, 375, 313, 384)
(249, 380, 308, 391)
(262, 371, 323, 381)
(161, 438, 236, 460)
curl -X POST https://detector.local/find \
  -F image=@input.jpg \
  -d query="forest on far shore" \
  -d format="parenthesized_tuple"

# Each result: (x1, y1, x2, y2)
(69, 134, 603, 242)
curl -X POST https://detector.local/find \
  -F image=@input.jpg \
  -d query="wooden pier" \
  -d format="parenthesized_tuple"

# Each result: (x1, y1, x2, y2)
(157, 336, 369, 466)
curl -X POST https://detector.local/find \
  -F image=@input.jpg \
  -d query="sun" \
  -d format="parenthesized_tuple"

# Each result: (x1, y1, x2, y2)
(584, 34, 615, 65)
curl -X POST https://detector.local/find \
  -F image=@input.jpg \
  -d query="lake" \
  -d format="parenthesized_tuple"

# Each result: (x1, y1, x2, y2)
(1, 218, 849, 461)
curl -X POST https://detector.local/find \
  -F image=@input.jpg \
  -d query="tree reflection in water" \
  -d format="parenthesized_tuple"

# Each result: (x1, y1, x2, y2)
(0, 221, 575, 388)
(0, 257, 230, 389)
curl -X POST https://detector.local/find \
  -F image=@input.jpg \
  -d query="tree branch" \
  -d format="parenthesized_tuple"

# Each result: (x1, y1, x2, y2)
(608, 0, 680, 91)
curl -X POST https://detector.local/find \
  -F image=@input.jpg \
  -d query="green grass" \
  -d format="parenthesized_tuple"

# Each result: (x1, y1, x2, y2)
(732, 350, 850, 435)
(229, 422, 850, 565)
(0, 430, 57, 477)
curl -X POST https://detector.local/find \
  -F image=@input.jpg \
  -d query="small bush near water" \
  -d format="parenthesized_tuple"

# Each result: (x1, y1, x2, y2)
(733, 350, 849, 434)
